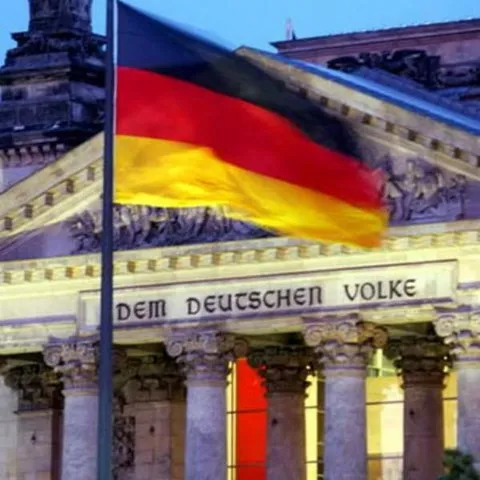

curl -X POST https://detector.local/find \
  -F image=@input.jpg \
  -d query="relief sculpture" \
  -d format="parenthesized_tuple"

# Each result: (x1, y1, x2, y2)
(66, 155, 471, 253)
(327, 49, 480, 89)
(68, 205, 272, 253)
(380, 156, 466, 223)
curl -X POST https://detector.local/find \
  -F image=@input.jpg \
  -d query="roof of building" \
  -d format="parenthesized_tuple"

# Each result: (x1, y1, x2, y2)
(247, 48, 480, 136)
(271, 17, 480, 49)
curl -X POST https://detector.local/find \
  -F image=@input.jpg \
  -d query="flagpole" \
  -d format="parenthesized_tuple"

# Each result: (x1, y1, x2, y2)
(97, 0, 116, 478)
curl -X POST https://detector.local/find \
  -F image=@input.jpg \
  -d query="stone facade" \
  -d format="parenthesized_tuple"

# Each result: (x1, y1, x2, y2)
(1, 3, 480, 480)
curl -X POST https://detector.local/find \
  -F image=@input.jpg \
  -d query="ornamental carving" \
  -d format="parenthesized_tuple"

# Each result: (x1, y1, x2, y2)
(304, 316, 388, 370)
(327, 49, 480, 89)
(68, 205, 271, 253)
(167, 331, 249, 382)
(248, 345, 317, 395)
(378, 156, 467, 224)
(44, 336, 99, 392)
(434, 308, 480, 363)
(3, 363, 61, 411)
(385, 336, 452, 386)
(119, 351, 185, 404)
(112, 414, 135, 480)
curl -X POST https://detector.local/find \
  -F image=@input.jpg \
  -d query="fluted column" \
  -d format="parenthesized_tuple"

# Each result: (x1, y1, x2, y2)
(435, 308, 480, 469)
(387, 336, 451, 480)
(119, 350, 186, 480)
(304, 316, 387, 480)
(248, 345, 315, 480)
(167, 331, 248, 480)
(44, 336, 99, 480)
(4, 362, 62, 479)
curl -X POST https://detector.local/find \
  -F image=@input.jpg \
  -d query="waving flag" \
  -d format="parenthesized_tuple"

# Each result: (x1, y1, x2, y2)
(114, 1, 387, 247)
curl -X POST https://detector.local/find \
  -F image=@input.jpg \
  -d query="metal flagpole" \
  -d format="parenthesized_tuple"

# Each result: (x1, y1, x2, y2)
(97, 0, 116, 478)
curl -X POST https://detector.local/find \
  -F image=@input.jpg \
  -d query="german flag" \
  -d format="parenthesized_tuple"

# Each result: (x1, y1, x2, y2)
(115, 1, 387, 247)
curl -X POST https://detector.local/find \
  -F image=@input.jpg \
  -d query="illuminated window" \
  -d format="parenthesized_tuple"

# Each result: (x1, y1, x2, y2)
(227, 359, 324, 479)
(368, 349, 396, 377)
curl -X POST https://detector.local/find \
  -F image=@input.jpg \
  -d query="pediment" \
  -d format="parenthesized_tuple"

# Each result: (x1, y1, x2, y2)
(1, 48, 480, 261)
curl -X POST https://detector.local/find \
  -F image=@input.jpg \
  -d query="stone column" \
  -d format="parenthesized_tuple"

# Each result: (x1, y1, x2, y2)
(167, 331, 248, 480)
(4, 362, 63, 479)
(118, 350, 186, 480)
(248, 345, 315, 480)
(304, 316, 387, 480)
(44, 336, 99, 480)
(387, 336, 451, 480)
(435, 307, 480, 469)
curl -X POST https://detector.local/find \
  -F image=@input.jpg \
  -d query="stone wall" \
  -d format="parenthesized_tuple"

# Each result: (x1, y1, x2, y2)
(0, 377, 18, 479)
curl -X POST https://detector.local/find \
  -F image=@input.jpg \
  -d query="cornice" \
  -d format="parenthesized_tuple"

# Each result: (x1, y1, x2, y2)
(0, 223, 479, 288)
(0, 134, 102, 218)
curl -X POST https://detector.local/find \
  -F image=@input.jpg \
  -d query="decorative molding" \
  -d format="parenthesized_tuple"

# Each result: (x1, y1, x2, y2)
(248, 345, 316, 395)
(166, 331, 248, 384)
(43, 335, 99, 393)
(303, 315, 388, 371)
(2, 224, 480, 287)
(3, 362, 61, 412)
(385, 335, 451, 387)
(434, 307, 480, 365)
(0, 143, 67, 169)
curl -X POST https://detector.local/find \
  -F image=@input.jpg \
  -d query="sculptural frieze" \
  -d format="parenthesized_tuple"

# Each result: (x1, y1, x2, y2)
(64, 155, 473, 251)
(327, 49, 480, 89)
(379, 156, 467, 223)
(68, 205, 272, 253)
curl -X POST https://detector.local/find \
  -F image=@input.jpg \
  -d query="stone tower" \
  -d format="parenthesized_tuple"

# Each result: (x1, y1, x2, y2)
(0, 0, 105, 191)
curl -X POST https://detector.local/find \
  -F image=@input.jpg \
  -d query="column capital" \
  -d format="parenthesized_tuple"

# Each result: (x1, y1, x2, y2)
(248, 345, 316, 395)
(434, 306, 480, 365)
(43, 335, 99, 394)
(119, 351, 185, 404)
(303, 315, 388, 372)
(385, 336, 451, 387)
(166, 331, 248, 385)
(3, 362, 61, 412)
